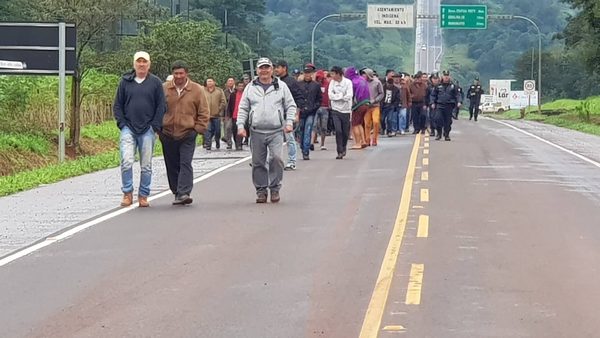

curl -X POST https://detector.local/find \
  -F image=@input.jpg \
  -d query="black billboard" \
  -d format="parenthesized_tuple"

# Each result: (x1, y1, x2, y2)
(0, 23, 76, 75)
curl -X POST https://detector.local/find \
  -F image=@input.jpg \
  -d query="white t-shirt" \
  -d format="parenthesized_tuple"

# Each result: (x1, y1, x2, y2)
(328, 77, 353, 114)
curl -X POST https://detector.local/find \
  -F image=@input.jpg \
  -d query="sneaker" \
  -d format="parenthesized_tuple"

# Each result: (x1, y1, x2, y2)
(284, 163, 296, 171)
(320, 146, 327, 150)
(120, 192, 133, 207)
(173, 194, 193, 205)
(303, 154, 310, 160)
(270, 191, 280, 203)
(387, 132, 394, 138)
(256, 193, 267, 203)
(138, 196, 150, 207)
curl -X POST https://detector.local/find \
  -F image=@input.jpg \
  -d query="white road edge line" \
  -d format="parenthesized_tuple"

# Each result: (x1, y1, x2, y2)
(489, 118, 600, 169)
(0, 156, 251, 268)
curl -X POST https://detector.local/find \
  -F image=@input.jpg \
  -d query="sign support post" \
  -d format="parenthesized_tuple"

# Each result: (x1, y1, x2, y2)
(58, 22, 66, 162)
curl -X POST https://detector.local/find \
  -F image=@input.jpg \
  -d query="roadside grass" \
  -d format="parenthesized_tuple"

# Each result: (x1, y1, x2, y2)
(487, 96, 600, 137)
(0, 133, 51, 154)
(0, 120, 208, 196)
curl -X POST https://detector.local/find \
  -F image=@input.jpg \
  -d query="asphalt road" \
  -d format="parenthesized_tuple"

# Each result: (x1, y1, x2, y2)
(2, 117, 600, 337)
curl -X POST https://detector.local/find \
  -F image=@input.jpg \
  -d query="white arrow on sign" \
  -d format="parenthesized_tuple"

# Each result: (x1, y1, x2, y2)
(0, 60, 26, 69)
(524, 80, 536, 94)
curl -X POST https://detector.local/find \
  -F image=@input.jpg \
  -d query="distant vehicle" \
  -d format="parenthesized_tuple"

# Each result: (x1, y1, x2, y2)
(479, 102, 510, 113)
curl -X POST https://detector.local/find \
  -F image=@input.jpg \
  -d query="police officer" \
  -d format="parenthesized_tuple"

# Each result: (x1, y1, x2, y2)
(467, 78, 484, 121)
(453, 80, 464, 120)
(430, 70, 462, 141)
(426, 73, 440, 137)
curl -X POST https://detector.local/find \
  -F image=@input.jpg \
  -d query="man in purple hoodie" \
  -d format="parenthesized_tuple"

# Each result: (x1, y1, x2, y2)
(344, 67, 370, 149)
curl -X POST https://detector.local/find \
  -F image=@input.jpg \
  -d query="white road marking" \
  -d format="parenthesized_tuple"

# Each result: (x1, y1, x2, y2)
(489, 119, 600, 169)
(0, 156, 251, 267)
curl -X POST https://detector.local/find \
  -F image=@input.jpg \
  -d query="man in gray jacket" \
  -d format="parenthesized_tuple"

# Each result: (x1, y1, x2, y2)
(237, 57, 297, 203)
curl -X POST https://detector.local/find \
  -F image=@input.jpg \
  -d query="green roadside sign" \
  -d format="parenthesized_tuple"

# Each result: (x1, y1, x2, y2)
(440, 5, 487, 29)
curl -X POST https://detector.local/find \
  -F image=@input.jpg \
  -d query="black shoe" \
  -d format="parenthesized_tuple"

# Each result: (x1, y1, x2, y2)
(303, 154, 310, 160)
(310, 144, 315, 151)
(256, 193, 267, 203)
(270, 191, 280, 203)
(412, 130, 419, 134)
(173, 194, 193, 205)
(226, 145, 232, 150)
(429, 132, 435, 137)
(342, 151, 346, 157)
(435, 135, 442, 141)
(445, 136, 451, 141)
(336, 154, 343, 159)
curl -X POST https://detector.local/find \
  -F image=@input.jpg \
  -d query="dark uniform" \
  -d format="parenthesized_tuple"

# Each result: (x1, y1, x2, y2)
(430, 77, 462, 141)
(453, 81, 464, 119)
(467, 81, 484, 121)
(425, 78, 438, 137)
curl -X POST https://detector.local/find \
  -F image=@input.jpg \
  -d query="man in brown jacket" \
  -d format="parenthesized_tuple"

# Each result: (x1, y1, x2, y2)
(204, 77, 227, 150)
(161, 60, 210, 205)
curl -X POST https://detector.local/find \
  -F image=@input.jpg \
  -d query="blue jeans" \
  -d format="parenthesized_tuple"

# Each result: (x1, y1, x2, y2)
(382, 106, 396, 134)
(204, 118, 221, 148)
(286, 129, 297, 165)
(397, 108, 407, 132)
(300, 114, 315, 155)
(119, 126, 156, 197)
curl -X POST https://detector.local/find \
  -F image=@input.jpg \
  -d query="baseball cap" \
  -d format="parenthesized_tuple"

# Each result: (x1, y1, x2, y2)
(256, 57, 273, 68)
(304, 63, 316, 72)
(292, 69, 301, 75)
(442, 70, 450, 76)
(275, 60, 288, 68)
(133, 51, 150, 62)
(363, 68, 375, 80)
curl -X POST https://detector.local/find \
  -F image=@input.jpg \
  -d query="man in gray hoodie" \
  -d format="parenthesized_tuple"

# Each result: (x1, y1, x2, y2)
(361, 68, 384, 146)
(237, 57, 297, 203)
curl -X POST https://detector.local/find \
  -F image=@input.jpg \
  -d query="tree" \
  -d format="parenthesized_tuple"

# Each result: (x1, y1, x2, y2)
(116, 18, 242, 85)
(190, 0, 271, 55)
(562, 0, 600, 74)
(24, 0, 159, 150)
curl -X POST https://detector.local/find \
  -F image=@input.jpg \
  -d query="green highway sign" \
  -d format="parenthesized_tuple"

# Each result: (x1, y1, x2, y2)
(440, 5, 487, 29)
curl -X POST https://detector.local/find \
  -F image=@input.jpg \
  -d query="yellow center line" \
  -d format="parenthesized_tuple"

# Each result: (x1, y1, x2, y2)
(359, 134, 421, 338)
(423, 149, 429, 155)
(420, 189, 429, 202)
(421, 171, 429, 181)
(417, 215, 429, 238)
(405, 264, 425, 305)
(422, 158, 429, 166)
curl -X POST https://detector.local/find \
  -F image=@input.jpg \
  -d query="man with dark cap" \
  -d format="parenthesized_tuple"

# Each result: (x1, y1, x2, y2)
(430, 70, 462, 141)
(467, 78, 484, 121)
(297, 63, 322, 160)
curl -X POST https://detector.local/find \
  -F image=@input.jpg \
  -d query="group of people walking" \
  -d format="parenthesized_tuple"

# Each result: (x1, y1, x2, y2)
(113, 51, 484, 206)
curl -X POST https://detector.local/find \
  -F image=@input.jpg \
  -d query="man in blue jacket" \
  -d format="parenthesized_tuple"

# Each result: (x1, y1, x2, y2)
(113, 51, 166, 208)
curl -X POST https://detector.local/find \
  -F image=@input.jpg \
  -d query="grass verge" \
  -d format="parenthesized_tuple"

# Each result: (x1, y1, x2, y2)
(488, 96, 600, 137)
(0, 120, 208, 196)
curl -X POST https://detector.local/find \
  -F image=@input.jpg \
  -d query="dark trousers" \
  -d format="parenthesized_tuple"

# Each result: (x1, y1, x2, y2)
(331, 110, 350, 155)
(469, 102, 480, 120)
(412, 104, 426, 131)
(160, 132, 197, 197)
(204, 118, 221, 148)
(231, 118, 243, 149)
(435, 105, 455, 137)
